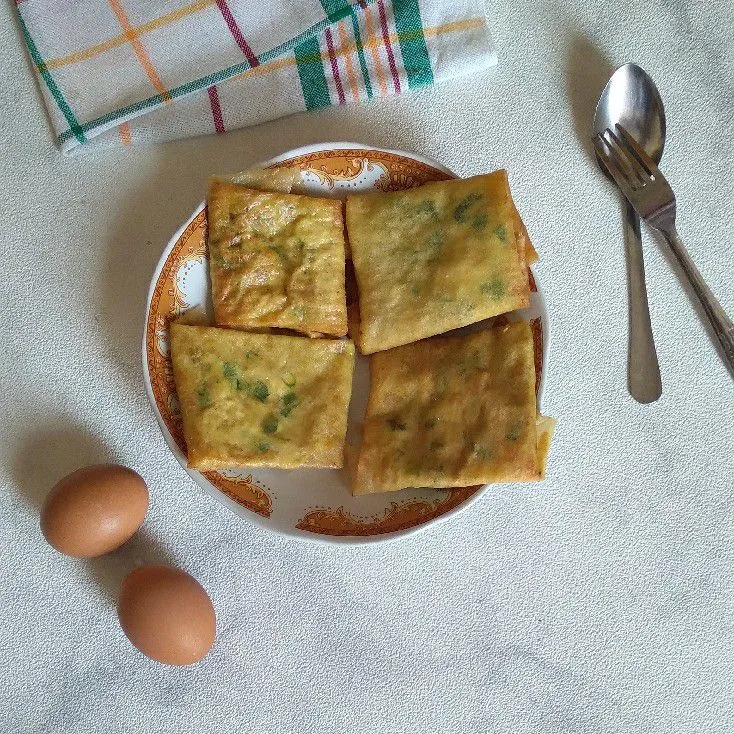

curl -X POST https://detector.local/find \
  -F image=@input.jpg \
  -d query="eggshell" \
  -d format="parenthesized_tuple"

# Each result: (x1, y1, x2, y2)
(118, 565, 216, 666)
(41, 464, 149, 558)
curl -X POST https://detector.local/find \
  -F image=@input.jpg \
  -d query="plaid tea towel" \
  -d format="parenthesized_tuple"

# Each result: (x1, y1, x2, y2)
(16, 0, 496, 154)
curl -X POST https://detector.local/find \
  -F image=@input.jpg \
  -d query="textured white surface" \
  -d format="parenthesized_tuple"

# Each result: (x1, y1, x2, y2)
(1, 1, 733, 732)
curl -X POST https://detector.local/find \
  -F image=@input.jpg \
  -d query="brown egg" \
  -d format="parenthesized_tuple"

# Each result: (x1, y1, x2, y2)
(118, 565, 216, 666)
(41, 464, 149, 558)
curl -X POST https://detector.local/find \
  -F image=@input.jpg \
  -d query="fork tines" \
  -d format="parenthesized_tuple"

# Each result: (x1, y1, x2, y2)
(594, 123, 660, 192)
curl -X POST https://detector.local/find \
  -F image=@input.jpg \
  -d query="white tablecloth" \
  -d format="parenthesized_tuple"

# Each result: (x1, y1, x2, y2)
(1, 1, 732, 732)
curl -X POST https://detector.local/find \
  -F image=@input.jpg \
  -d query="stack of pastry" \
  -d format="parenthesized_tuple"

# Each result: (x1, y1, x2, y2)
(170, 168, 553, 495)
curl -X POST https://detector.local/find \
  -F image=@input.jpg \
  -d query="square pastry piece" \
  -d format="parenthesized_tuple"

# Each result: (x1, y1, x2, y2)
(346, 171, 531, 354)
(354, 321, 550, 495)
(170, 324, 355, 471)
(208, 180, 347, 337)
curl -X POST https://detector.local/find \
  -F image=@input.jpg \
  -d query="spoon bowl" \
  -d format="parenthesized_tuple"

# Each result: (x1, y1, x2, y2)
(594, 62, 666, 165)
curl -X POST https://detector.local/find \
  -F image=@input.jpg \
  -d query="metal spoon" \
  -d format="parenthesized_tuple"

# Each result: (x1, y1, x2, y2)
(593, 63, 665, 403)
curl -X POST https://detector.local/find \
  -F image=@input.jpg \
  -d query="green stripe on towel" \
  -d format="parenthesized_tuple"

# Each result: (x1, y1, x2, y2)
(393, 0, 433, 88)
(294, 36, 331, 110)
(16, 12, 86, 143)
(319, 0, 353, 23)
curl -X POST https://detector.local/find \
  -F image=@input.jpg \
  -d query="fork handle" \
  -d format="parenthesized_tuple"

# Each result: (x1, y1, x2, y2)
(662, 227, 734, 377)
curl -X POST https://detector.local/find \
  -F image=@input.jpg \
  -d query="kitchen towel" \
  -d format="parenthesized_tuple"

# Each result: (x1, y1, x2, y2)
(16, 0, 496, 154)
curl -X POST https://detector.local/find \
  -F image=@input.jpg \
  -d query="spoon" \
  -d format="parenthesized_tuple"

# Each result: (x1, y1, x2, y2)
(593, 63, 665, 403)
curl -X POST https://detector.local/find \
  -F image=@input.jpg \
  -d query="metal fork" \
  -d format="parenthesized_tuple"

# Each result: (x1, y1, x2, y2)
(594, 124, 734, 378)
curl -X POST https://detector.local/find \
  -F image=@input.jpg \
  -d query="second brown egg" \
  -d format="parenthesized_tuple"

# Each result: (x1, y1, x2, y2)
(118, 565, 216, 665)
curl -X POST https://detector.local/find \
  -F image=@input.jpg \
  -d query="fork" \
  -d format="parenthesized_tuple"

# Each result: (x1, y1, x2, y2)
(594, 124, 734, 378)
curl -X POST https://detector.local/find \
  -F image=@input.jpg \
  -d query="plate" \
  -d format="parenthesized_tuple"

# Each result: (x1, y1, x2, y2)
(143, 143, 547, 545)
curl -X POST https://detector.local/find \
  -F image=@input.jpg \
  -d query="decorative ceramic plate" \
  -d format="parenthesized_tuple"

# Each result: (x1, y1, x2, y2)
(143, 143, 547, 545)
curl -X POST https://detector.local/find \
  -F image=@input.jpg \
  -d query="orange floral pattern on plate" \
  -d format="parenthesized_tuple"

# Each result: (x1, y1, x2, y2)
(289, 149, 452, 190)
(203, 472, 273, 518)
(145, 149, 544, 536)
(146, 210, 205, 454)
(295, 487, 479, 537)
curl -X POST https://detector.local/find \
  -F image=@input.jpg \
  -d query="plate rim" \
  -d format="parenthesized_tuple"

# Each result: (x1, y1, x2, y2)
(142, 141, 547, 545)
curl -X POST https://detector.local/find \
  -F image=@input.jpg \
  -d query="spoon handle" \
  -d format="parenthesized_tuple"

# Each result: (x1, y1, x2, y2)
(623, 199, 663, 402)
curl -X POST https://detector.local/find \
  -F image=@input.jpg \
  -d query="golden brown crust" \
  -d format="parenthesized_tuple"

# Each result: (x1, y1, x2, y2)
(346, 172, 531, 354)
(208, 181, 347, 337)
(535, 415, 556, 478)
(505, 187, 538, 266)
(170, 324, 355, 470)
(209, 166, 301, 193)
(353, 322, 543, 495)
